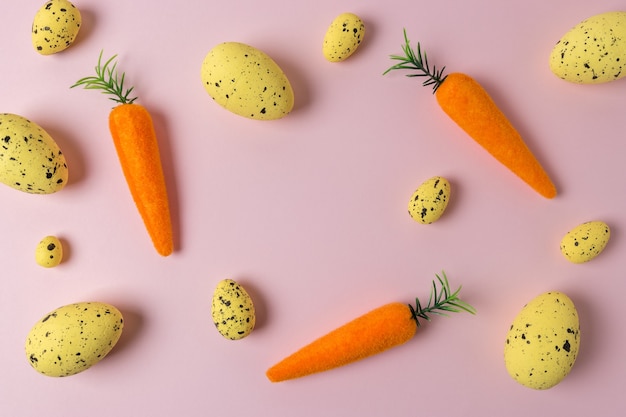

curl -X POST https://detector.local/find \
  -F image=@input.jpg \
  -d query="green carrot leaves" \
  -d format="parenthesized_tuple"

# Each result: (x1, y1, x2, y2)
(71, 50, 137, 105)
(409, 272, 476, 326)
(383, 29, 447, 93)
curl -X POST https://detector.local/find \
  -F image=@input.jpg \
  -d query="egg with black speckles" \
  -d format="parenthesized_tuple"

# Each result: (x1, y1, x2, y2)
(201, 42, 294, 120)
(408, 176, 450, 224)
(25, 302, 124, 377)
(211, 279, 256, 340)
(560, 220, 610, 263)
(32, 0, 82, 55)
(0, 113, 68, 194)
(35, 235, 63, 267)
(504, 291, 580, 390)
(323, 13, 366, 62)
(549, 11, 626, 84)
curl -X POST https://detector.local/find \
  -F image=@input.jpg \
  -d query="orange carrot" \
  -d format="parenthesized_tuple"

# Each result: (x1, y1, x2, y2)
(266, 272, 475, 382)
(72, 52, 173, 256)
(384, 30, 557, 199)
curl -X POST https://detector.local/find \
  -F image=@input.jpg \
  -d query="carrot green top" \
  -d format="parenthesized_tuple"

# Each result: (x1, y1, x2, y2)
(383, 29, 447, 93)
(71, 51, 138, 104)
(409, 272, 476, 326)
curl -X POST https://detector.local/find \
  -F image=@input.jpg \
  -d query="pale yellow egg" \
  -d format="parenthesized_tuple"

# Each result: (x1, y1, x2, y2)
(560, 220, 610, 263)
(211, 279, 256, 340)
(25, 302, 124, 377)
(550, 11, 626, 83)
(201, 42, 294, 120)
(32, 0, 82, 55)
(0, 113, 68, 194)
(408, 176, 451, 224)
(504, 292, 580, 390)
(322, 13, 365, 62)
(35, 236, 63, 268)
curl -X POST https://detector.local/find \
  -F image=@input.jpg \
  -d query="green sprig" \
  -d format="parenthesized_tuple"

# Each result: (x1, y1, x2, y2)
(383, 29, 448, 93)
(408, 272, 476, 327)
(71, 50, 137, 104)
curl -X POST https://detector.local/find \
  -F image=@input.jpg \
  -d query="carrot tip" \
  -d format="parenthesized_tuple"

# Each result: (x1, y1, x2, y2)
(156, 244, 174, 257)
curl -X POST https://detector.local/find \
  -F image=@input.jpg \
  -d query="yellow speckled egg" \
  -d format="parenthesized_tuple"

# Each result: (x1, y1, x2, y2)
(323, 13, 366, 62)
(504, 291, 580, 390)
(549, 11, 626, 83)
(201, 42, 294, 120)
(408, 176, 450, 224)
(25, 302, 124, 377)
(32, 0, 82, 55)
(211, 279, 256, 340)
(560, 220, 610, 263)
(0, 113, 68, 194)
(35, 235, 63, 267)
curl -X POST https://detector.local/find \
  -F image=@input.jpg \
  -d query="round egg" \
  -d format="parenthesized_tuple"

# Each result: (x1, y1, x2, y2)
(35, 235, 63, 268)
(201, 42, 294, 120)
(211, 279, 256, 340)
(0, 113, 68, 194)
(322, 13, 366, 62)
(32, 0, 82, 55)
(408, 176, 451, 224)
(560, 220, 610, 263)
(504, 291, 580, 390)
(25, 302, 124, 377)
(549, 11, 626, 83)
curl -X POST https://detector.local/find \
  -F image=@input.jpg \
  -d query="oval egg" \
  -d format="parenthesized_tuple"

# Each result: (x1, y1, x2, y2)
(35, 235, 63, 268)
(549, 11, 626, 83)
(322, 13, 366, 62)
(560, 220, 610, 263)
(0, 113, 68, 194)
(25, 302, 124, 377)
(201, 42, 294, 120)
(211, 279, 256, 340)
(504, 291, 580, 390)
(32, 0, 82, 55)
(408, 176, 450, 224)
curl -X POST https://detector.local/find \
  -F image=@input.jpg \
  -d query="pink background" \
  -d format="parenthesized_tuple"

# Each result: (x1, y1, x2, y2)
(1, 0, 625, 415)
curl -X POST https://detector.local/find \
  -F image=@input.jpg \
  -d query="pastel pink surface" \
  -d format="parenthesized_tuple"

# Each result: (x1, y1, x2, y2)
(1, 0, 624, 416)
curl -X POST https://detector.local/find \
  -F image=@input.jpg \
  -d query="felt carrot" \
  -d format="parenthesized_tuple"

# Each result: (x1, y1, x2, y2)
(72, 52, 173, 256)
(266, 272, 475, 382)
(383, 30, 557, 199)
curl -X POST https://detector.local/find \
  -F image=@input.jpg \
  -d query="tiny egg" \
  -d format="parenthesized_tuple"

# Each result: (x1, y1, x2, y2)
(35, 236, 63, 268)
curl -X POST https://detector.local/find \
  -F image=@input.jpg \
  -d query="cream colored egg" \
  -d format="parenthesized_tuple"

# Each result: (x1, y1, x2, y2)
(25, 302, 124, 377)
(408, 176, 450, 224)
(323, 13, 366, 62)
(35, 235, 63, 267)
(560, 220, 610, 263)
(32, 0, 82, 55)
(0, 113, 68, 194)
(549, 11, 626, 83)
(504, 291, 580, 390)
(211, 279, 256, 340)
(201, 42, 294, 120)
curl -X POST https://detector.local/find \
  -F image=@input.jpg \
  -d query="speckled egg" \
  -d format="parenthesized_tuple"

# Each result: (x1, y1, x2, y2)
(549, 11, 626, 83)
(211, 279, 256, 340)
(201, 42, 294, 120)
(504, 291, 580, 390)
(408, 176, 450, 224)
(322, 13, 366, 62)
(560, 220, 610, 263)
(32, 0, 82, 55)
(25, 302, 124, 377)
(35, 235, 63, 268)
(0, 113, 68, 194)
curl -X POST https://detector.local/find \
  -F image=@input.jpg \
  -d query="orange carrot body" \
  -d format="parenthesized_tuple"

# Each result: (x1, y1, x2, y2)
(109, 103, 173, 256)
(435, 72, 556, 199)
(266, 302, 417, 382)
